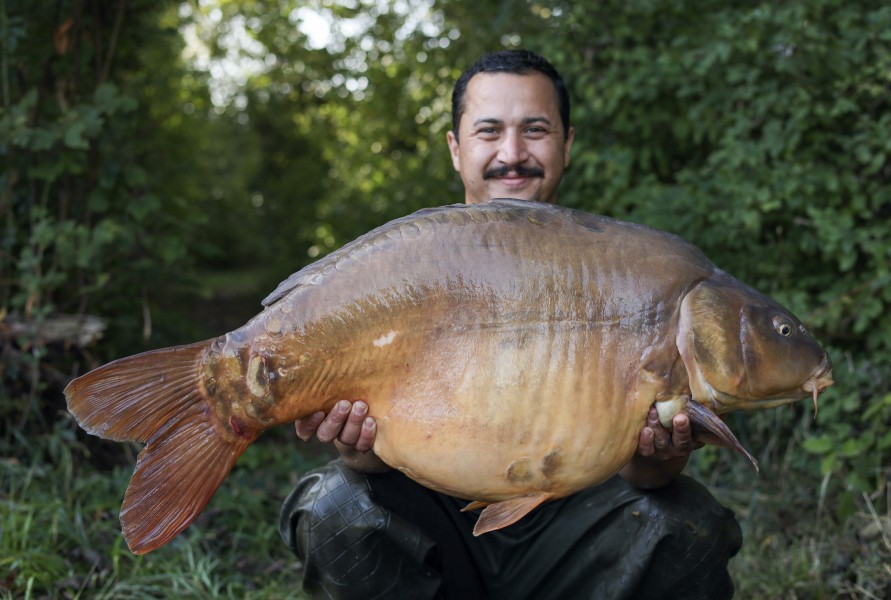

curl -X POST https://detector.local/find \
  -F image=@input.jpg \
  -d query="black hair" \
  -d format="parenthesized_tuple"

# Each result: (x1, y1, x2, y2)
(451, 49, 571, 140)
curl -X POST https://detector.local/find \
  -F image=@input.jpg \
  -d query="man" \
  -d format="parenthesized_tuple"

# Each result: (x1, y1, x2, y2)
(280, 49, 741, 599)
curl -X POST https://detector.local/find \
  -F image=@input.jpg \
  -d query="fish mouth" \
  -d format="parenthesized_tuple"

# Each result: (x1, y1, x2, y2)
(801, 356, 834, 419)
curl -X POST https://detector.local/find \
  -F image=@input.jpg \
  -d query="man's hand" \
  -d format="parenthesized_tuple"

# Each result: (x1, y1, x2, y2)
(295, 400, 389, 473)
(296, 400, 376, 450)
(619, 407, 702, 489)
(636, 406, 698, 460)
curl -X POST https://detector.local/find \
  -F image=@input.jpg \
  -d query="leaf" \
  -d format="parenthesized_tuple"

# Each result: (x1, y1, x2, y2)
(802, 436, 833, 455)
(63, 121, 89, 150)
(127, 194, 161, 221)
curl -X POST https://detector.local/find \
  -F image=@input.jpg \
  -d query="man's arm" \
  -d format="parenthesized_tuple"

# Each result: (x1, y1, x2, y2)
(296, 402, 701, 483)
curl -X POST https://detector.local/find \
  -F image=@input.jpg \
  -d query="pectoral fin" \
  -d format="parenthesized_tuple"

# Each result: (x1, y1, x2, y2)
(472, 492, 551, 536)
(461, 500, 490, 512)
(687, 399, 759, 474)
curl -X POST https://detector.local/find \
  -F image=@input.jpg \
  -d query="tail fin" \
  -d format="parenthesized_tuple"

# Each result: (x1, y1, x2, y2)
(64, 341, 252, 554)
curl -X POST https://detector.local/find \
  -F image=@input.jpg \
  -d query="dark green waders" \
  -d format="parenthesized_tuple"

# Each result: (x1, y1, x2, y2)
(280, 460, 742, 600)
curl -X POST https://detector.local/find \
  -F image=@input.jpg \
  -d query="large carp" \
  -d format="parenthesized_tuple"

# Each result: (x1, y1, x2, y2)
(65, 199, 833, 555)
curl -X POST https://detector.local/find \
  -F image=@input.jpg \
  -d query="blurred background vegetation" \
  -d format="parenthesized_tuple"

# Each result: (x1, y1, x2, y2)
(1, 0, 889, 597)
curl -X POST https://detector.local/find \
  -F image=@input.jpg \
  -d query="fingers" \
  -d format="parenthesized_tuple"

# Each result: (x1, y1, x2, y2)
(315, 400, 353, 443)
(637, 422, 656, 458)
(295, 411, 326, 441)
(636, 407, 701, 461)
(337, 401, 368, 446)
(672, 412, 704, 451)
(649, 408, 670, 450)
(353, 417, 376, 452)
(294, 400, 377, 451)
(671, 413, 692, 452)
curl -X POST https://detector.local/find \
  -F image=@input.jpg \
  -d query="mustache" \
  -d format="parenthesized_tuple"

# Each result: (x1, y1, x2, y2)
(483, 165, 545, 180)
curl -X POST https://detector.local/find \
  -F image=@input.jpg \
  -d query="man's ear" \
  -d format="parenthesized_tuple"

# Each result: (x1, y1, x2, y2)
(563, 126, 575, 168)
(446, 130, 461, 172)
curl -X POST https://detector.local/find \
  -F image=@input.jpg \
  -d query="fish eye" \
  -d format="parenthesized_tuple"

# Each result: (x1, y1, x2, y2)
(773, 317, 794, 337)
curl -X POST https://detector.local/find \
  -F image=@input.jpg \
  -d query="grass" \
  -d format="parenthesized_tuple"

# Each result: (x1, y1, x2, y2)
(2, 409, 889, 599)
(688, 442, 891, 600)
(1, 418, 333, 599)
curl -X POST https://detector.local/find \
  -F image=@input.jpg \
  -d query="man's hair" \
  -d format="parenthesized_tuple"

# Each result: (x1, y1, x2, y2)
(451, 49, 571, 140)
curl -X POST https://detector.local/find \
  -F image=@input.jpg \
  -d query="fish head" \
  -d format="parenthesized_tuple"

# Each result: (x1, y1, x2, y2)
(678, 275, 833, 415)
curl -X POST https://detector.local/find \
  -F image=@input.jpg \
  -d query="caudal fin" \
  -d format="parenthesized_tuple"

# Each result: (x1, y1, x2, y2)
(64, 341, 252, 554)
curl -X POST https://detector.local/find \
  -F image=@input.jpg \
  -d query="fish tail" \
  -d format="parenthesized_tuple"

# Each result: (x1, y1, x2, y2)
(64, 341, 252, 555)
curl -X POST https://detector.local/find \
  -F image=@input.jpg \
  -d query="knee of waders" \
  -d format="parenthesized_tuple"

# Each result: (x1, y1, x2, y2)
(279, 459, 385, 565)
(278, 459, 442, 599)
(634, 475, 743, 599)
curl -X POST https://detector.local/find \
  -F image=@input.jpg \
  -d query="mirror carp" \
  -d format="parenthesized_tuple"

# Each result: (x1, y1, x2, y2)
(65, 199, 833, 555)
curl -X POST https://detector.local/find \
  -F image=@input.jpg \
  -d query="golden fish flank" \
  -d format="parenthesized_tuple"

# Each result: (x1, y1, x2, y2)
(64, 198, 833, 555)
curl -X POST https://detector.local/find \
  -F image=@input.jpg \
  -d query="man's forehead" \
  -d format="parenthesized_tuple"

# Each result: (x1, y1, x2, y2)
(462, 72, 560, 120)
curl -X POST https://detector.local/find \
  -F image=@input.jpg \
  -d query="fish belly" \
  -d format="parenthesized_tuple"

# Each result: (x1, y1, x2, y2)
(369, 323, 650, 501)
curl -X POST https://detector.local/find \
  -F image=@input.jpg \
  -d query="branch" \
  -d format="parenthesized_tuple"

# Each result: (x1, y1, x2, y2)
(100, 0, 127, 83)
(2, 314, 107, 347)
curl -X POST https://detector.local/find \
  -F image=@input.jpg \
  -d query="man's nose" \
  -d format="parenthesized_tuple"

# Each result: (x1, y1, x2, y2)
(497, 130, 528, 165)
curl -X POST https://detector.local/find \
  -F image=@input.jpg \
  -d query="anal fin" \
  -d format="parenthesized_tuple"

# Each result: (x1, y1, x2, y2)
(472, 492, 551, 536)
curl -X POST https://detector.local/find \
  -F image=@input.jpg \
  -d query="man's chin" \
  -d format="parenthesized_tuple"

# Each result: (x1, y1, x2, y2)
(487, 183, 539, 202)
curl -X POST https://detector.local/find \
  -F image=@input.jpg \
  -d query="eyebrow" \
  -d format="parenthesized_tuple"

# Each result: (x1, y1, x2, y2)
(472, 116, 554, 128)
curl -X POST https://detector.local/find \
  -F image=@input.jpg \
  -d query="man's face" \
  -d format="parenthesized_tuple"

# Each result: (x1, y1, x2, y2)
(447, 72, 574, 205)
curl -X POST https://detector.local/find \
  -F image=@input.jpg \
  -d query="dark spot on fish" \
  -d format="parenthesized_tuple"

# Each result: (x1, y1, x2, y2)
(541, 449, 562, 479)
(507, 458, 535, 482)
